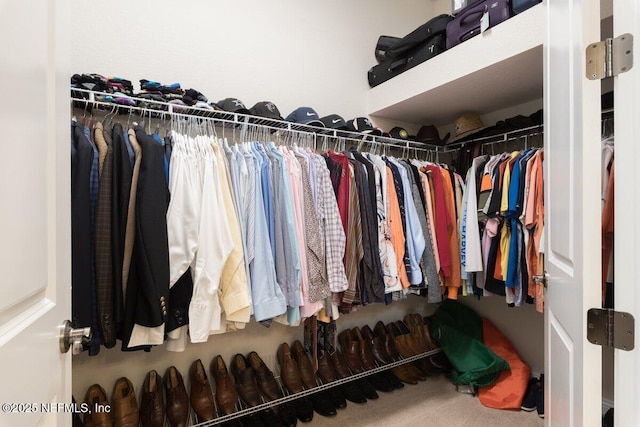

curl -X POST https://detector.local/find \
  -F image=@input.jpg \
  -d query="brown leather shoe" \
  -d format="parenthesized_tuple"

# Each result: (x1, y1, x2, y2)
(112, 377, 139, 427)
(189, 359, 216, 422)
(139, 371, 165, 427)
(84, 384, 112, 427)
(383, 322, 427, 381)
(230, 353, 263, 407)
(291, 340, 317, 390)
(338, 329, 364, 374)
(277, 342, 304, 394)
(329, 349, 352, 379)
(211, 355, 238, 415)
(352, 326, 377, 370)
(361, 325, 392, 365)
(316, 352, 337, 384)
(164, 366, 189, 427)
(247, 351, 284, 401)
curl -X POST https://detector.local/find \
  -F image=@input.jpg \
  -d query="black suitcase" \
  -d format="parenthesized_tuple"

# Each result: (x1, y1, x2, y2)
(375, 35, 402, 63)
(511, 0, 541, 14)
(446, 0, 512, 49)
(385, 14, 453, 60)
(368, 34, 447, 88)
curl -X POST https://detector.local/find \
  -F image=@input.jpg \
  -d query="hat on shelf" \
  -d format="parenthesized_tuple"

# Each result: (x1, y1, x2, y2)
(216, 98, 251, 114)
(416, 124, 450, 145)
(285, 107, 325, 127)
(347, 117, 383, 135)
(320, 114, 349, 130)
(449, 112, 488, 142)
(250, 101, 283, 121)
(389, 126, 409, 140)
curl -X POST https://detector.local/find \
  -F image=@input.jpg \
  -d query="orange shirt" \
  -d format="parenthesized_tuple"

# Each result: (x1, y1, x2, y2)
(387, 167, 410, 289)
(440, 169, 461, 299)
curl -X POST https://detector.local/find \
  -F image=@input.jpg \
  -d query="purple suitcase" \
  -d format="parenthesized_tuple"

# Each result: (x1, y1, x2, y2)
(446, 0, 512, 49)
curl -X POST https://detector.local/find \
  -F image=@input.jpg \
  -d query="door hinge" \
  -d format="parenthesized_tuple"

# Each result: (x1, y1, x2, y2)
(586, 33, 633, 80)
(587, 308, 635, 351)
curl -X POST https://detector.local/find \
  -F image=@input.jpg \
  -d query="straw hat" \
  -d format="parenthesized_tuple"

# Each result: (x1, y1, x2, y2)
(449, 113, 487, 142)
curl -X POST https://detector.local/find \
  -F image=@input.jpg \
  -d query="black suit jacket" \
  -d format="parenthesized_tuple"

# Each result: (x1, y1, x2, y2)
(121, 127, 170, 350)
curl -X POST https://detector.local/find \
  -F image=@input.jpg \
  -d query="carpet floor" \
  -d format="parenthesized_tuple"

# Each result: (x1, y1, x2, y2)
(305, 374, 544, 427)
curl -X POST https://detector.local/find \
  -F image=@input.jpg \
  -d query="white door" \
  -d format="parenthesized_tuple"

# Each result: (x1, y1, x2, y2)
(544, 0, 603, 425)
(613, 0, 640, 424)
(0, 1, 71, 426)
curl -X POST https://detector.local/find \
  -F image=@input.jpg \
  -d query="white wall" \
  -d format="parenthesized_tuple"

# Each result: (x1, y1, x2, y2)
(69, 0, 434, 125)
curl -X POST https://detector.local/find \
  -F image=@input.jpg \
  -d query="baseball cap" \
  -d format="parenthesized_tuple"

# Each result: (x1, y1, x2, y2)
(347, 117, 382, 135)
(389, 126, 409, 140)
(216, 98, 251, 114)
(250, 101, 283, 121)
(285, 107, 324, 127)
(320, 114, 349, 130)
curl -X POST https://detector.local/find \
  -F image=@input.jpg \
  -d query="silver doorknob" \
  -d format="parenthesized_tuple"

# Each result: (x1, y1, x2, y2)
(58, 320, 92, 355)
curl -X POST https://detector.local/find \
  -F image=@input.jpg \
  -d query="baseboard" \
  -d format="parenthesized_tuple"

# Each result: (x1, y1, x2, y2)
(602, 398, 614, 413)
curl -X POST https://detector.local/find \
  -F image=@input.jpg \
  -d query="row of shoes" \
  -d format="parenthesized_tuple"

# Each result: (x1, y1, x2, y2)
(82, 313, 449, 427)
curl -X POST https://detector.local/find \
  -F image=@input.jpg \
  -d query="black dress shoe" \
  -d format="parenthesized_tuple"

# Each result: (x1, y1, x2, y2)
(381, 370, 404, 389)
(240, 413, 265, 427)
(310, 391, 337, 417)
(368, 372, 395, 393)
(342, 381, 367, 404)
(258, 408, 284, 427)
(292, 396, 314, 423)
(327, 385, 347, 409)
(276, 401, 298, 427)
(355, 378, 378, 400)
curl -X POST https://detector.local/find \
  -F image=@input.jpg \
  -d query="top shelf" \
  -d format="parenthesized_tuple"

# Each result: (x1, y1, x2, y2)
(366, 4, 544, 126)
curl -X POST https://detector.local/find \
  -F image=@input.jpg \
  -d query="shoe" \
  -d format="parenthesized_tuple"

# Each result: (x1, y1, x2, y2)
(112, 377, 139, 427)
(241, 413, 267, 427)
(164, 367, 189, 427)
(536, 375, 545, 418)
(355, 378, 379, 400)
(352, 326, 377, 371)
(316, 352, 337, 384)
(258, 407, 285, 427)
(326, 385, 347, 410)
(361, 325, 393, 365)
(380, 370, 404, 390)
(338, 329, 365, 374)
(189, 359, 216, 422)
(246, 351, 298, 427)
(139, 371, 165, 427)
(520, 378, 539, 411)
(374, 321, 423, 383)
(84, 384, 112, 427)
(291, 341, 318, 390)
(211, 355, 239, 415)
(248, 351, 284, 401)
(329, 349, 367, 404)
(367, 372, 395, 393)
(390, 321, 433, 376)
(231, 353, 263, 407)
(277, 343, 304, 394)
(310, 392, 337, 417)
(291, 397, 314, 423)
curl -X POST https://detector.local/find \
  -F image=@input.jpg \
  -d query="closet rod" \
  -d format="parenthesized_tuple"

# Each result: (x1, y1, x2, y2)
(70, 88, 443, 153)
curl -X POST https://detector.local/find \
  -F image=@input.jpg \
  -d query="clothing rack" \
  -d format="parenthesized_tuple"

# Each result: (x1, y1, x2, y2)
(70, 88, 439, 156)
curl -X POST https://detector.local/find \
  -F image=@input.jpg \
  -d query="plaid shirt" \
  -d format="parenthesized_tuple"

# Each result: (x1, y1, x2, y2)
(312, 154, 348, 293)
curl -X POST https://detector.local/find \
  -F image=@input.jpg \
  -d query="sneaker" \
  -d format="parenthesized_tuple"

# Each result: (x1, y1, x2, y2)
(520, 378, 539, 411)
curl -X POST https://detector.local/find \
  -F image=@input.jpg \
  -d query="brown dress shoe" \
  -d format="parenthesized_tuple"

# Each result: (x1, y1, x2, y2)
(291, 340, 317, 390)
(230, 353, 263, 407)
(84, 384, 112, 427)
(189, 359, 216, 422)
(112, 377, 139, 427)
(316, 352, 337, 384)
(361, 325, 418, 384)
(337, 329, 364, 374)
(351, 326, 377, 370)
(164, 366, 189, 427)
(211, 355, 238, 415)
(328, 349, 352, 379)
(277, 342, 304, 394)
(381, 322, 427, 381)
(247, 351, 284, 401)
(139, 371, 165, 427)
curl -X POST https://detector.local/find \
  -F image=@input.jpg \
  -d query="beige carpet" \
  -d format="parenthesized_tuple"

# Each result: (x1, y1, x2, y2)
(307, 375, 544, 427)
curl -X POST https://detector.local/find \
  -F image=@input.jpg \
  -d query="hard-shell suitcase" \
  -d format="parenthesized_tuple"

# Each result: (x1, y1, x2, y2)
(384, 14, 453, 60)
(511, 0, 541, 14)
(446, 0, 512, 49)
(368, 34, 447, 88)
